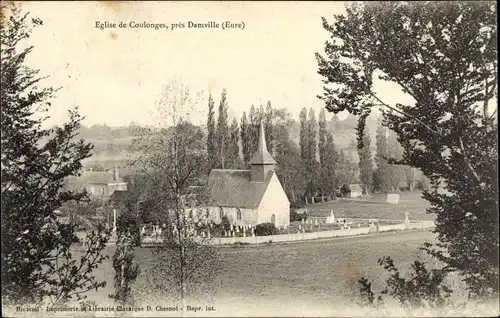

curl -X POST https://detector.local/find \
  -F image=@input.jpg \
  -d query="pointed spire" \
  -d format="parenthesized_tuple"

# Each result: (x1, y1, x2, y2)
(250, 120, 277, 165)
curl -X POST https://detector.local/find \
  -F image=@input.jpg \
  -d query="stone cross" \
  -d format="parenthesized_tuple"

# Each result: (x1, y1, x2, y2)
(230, 224, 234, 231)
(235, 226, 240, 233)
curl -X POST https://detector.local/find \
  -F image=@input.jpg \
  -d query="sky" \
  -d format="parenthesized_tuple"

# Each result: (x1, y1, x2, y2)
(20, 1, 413, 128)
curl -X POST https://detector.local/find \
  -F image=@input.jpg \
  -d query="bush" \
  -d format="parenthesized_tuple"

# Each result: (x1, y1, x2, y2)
(290, 209, 308, 222)
(116, 212, 141, 246)
(255, 223, 277, 236)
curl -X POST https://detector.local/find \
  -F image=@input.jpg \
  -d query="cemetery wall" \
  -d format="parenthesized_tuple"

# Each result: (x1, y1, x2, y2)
(205, 220, 435, 246)
(136, 220, 436, 246)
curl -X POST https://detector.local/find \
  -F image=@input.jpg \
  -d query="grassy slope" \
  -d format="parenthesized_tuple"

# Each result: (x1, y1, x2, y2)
(79, 229, 463, 314)
(307, 192, 434, 221)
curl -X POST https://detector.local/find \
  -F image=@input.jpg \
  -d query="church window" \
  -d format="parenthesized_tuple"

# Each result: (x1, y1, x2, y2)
(237, 209, 242, 220)
(219, 208, 224, 219)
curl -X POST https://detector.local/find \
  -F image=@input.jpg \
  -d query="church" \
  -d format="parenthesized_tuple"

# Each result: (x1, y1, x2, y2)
(206, 121, 290, 227)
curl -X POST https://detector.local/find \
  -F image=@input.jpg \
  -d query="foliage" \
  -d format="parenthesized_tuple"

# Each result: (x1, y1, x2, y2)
(1, 3, 109, 306)
(206, 93, 217, 172)
(254, 222, 277, 236)
(358, 125, 373, 194)
(358, 257, 452, 310)
(289, 209, 308, 222)
(240, 111, 251, 166)
(220, 215, 231, 232)
(226, 117, 242, 169)
(132, 79, 221, 306)
(216, 89, 230, 169)
(340, 184, 351, 197)
(108, 235, 140, 306)
(317, 0, 498, 300)
(116, 211, 141, 247)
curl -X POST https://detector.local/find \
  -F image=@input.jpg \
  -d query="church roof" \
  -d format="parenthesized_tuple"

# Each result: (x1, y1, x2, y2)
(250, 121, 277, 165)
(206, 169, 274, 208)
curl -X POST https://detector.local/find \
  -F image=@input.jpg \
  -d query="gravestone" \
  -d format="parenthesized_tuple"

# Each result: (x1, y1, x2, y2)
(298, 225, 302, 230)
(302, 219, 305, 224)
(207, 231, 211, 239)
(387, 193, 400, 204)
(243, 230, 246, 237)
(314, 219, 319, 226)
(404, 211, 411, 229)
(302, 228, 306, 233)
(325, 211, 335, 224)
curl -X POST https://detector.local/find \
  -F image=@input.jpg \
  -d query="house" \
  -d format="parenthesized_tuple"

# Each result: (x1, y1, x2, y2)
(206, 121, 290, 227)
(66, 168, 128, 200)
(347, 184, 363, 198)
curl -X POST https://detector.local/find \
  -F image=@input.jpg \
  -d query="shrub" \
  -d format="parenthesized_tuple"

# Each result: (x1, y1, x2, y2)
(255, 223, 277, 236)
(116, 212, 141, 247)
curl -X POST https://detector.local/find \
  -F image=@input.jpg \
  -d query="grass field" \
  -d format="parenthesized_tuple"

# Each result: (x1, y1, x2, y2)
(74, 229, 469, 317)
(306, 192, 434, 221)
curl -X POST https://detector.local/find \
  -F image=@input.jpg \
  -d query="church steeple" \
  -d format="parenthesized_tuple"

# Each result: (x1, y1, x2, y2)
(250, 121, 276, 182)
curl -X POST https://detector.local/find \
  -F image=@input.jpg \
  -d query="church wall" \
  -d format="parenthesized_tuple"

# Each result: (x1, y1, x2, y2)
(257, 172, 290, 227)
(207, 206, 258, 226)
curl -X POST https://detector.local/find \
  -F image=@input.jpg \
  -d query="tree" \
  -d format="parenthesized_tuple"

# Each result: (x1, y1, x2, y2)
(318, 109, 329, 197)
(226, 118, 241, 168)
(133, 80, 220, 307)
(264, 101, 274, 150)
(323, 133, 339, 196)
(299, 108, 310, 199)
(374, 123, 392, 192)
(206, 93, 217, 172)
(108, 235, 140, 307)
(248, 105, 260, 156)
(216, 89, 229, 169)
(317, 1, 498, 301)
(273, 112, 303, 203)
(358, 125, 373, 194)
(1, 3, 109, 307)
(240, 111, 251, 166)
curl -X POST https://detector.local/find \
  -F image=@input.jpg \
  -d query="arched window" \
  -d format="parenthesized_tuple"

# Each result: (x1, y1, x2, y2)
(237, 209, 242, 220)
(219, 207, 224, 219)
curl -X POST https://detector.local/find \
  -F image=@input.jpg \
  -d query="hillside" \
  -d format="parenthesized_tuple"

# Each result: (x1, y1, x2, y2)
(75, 111, 379, 171)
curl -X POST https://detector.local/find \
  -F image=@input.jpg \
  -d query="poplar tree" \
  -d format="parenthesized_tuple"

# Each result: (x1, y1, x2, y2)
(249, 105, 259, 156)
(358, 125, 373, 194)
(227, 118, 241, 168)
(264, 101, 274, 150)
(307, 108, 318, 198)
(206, 93, 217, 171)
(215, 89, 229, 169)
(240, 112, 251, 166)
